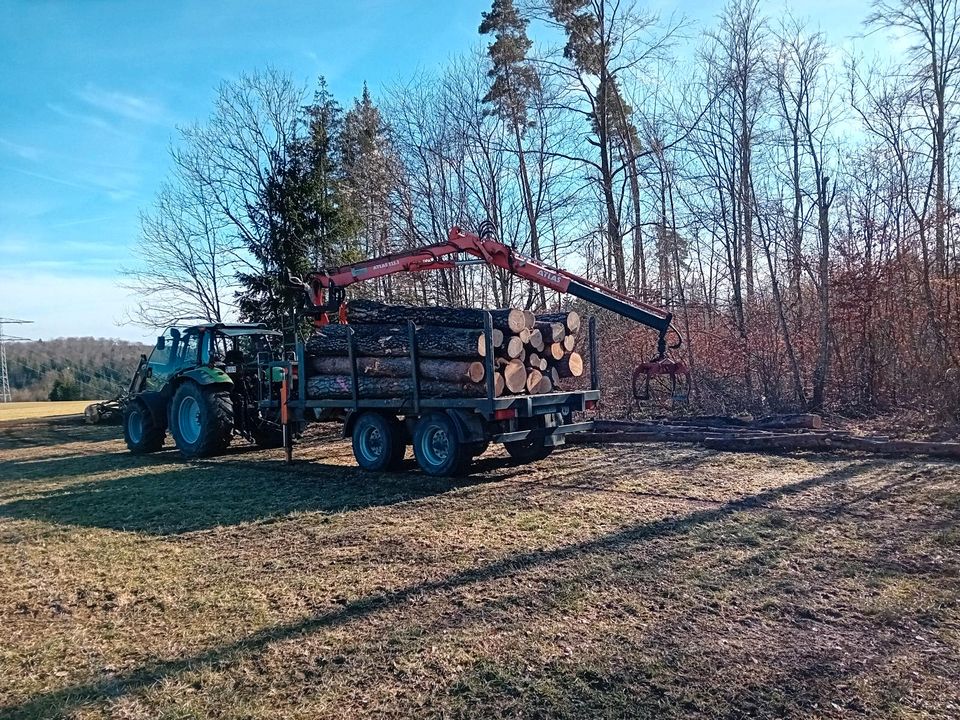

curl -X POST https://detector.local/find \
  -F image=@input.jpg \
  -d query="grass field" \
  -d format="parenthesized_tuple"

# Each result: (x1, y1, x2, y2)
(0, 419, 958, 718)
(0, 401, 94, 422)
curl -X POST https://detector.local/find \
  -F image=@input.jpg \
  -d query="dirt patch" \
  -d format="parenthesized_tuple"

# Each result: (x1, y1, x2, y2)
(0, 419, 958, 718)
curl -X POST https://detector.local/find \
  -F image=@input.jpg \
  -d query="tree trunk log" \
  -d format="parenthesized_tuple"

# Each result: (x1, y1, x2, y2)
(535, 321, 565, 343)
(537, 374, 553, 394)
(346, 299, 527, 333)
(555, 352, 583, 378)
(502, 359, 528, 393)
(547, 343, 565, 361)
(306, 324, 490, 359)
(539, 311, 580, 334)
(504, 335, 525, 358)
(306, 375, 496, 399)
(526, 368, 543, 394)
(562, 335, 576, 352)
(527, 329, 544, 352)
(311, 355, 484, 383)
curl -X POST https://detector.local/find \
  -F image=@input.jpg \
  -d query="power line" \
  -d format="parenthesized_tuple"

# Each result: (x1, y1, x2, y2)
(0, 318, 34, 403)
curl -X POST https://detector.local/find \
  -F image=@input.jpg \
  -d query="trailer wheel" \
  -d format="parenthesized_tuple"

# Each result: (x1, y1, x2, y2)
(413, 412, 471, 477)
(169, 382, 233, 460)
(123, 400, 164, 454)
(352, 412, 405, 472)
(504, 437, 553, 463)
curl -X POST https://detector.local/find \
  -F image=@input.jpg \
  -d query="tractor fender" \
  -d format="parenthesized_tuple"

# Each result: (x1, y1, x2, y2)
(180, 367, 234, 387)
(135, 391, 168, 430)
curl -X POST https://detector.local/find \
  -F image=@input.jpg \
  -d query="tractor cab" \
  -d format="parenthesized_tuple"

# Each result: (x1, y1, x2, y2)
(123, 323, 285, 459)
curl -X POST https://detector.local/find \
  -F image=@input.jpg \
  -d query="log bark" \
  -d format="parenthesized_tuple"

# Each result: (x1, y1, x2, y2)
(311, 355, 484, 383)
(307, 375, 496, 399)
(502, 359, 528, 393)
(555, 352, 584, 378)
(539, 311, 580, 334)
(535, 321, 565, 343)
(306, 324, 490, 359)
(345, 299, 526, 333)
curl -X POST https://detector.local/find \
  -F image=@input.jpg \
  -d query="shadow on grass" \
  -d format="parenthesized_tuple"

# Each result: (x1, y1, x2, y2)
(0, 452, 499, 534)
(0, 459, 893, 719)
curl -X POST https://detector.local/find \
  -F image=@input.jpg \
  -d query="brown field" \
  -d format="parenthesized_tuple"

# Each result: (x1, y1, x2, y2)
(0, 401, 94, 422)
(0, 418, 958, 719)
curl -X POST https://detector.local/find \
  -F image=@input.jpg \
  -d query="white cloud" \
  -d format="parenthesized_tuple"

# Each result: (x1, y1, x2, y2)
(0, 138, 42, 162)
(76, 85, 169, 125)
(0, 272, 151, 342)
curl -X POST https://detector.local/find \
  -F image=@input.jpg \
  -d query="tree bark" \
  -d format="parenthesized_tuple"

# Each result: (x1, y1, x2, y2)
(307, 375, 496, 399)
(346, 299, 529, 333)
(306, 324, 491, 359)
(311, 355, 485, 383)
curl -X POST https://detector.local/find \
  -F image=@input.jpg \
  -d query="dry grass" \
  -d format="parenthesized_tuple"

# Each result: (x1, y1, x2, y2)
(0, 401, 94, 422)
(0, 418, 958, 718)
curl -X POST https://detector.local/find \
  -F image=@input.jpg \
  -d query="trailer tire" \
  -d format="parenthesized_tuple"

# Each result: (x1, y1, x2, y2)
(413, 412, 471, 477)
(352, 412, 405, 472)
(504, 437, 553, 463)
(123, 400, 164, 454)
(169, 382, 233, 459)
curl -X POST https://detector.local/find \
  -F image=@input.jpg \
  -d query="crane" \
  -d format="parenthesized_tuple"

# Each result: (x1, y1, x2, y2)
(293, 223, 689, 407)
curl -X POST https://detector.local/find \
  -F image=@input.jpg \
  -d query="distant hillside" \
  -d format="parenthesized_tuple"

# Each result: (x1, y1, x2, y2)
(4, 337, 151, 402)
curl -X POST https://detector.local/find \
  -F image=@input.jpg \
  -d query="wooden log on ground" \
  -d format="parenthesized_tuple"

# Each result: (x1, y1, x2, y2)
(311, 355, 484, 383)
(306, 324, 493, 359)
(345, 299, 528, 334)
(307, 375, 497, 399)
(562, 335, 576, 352)
(535, 321, 565, 344)
(539, 311, 580, 334)
(555, 351, 584, 378)
(547, 343, 565, 361)
(526, 368, 543, 394)
(502, 359, 528, 394)
(755, 413, 823, 430)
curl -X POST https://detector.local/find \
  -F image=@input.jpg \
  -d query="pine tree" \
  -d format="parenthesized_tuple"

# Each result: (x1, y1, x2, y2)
(341, 84, 396, 298)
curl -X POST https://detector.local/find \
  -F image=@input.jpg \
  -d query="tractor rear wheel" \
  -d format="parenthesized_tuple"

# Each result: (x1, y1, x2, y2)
(123, 400, 164, 454)
(169, 382, 233, 459)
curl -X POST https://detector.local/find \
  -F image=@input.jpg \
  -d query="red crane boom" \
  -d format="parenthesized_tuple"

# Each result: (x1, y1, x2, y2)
(298, 225, 682, 360)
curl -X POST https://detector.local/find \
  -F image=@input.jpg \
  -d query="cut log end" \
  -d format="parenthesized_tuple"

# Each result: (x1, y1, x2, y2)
(502, 359, 528, 394)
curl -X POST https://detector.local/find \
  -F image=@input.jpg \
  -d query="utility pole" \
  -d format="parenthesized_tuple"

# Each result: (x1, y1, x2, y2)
(0, 318, 33, 403)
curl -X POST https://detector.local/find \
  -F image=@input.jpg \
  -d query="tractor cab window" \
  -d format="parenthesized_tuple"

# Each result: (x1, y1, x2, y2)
(174, 330, 200, 370)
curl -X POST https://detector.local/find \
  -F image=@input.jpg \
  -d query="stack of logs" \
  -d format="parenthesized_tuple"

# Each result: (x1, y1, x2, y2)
(304, 300, 584, 399)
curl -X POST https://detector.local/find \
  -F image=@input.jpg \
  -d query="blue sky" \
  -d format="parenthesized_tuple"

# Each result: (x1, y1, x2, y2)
(0, 0, 872, 342)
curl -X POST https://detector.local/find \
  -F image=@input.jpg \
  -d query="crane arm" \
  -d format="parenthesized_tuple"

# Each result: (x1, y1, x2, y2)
(298, 226, 681, 357)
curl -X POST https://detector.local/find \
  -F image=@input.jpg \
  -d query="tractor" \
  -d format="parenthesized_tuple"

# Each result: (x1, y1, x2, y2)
(121, 323, 285, 459)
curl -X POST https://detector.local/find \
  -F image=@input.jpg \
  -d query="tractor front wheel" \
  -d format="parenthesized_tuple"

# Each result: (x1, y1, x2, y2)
(123, 400, 164, 454)
(169, 382, 233, 460)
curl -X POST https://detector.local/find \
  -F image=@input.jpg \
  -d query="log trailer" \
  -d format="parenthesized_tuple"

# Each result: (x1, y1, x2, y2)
(268, 224, 687, 477)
